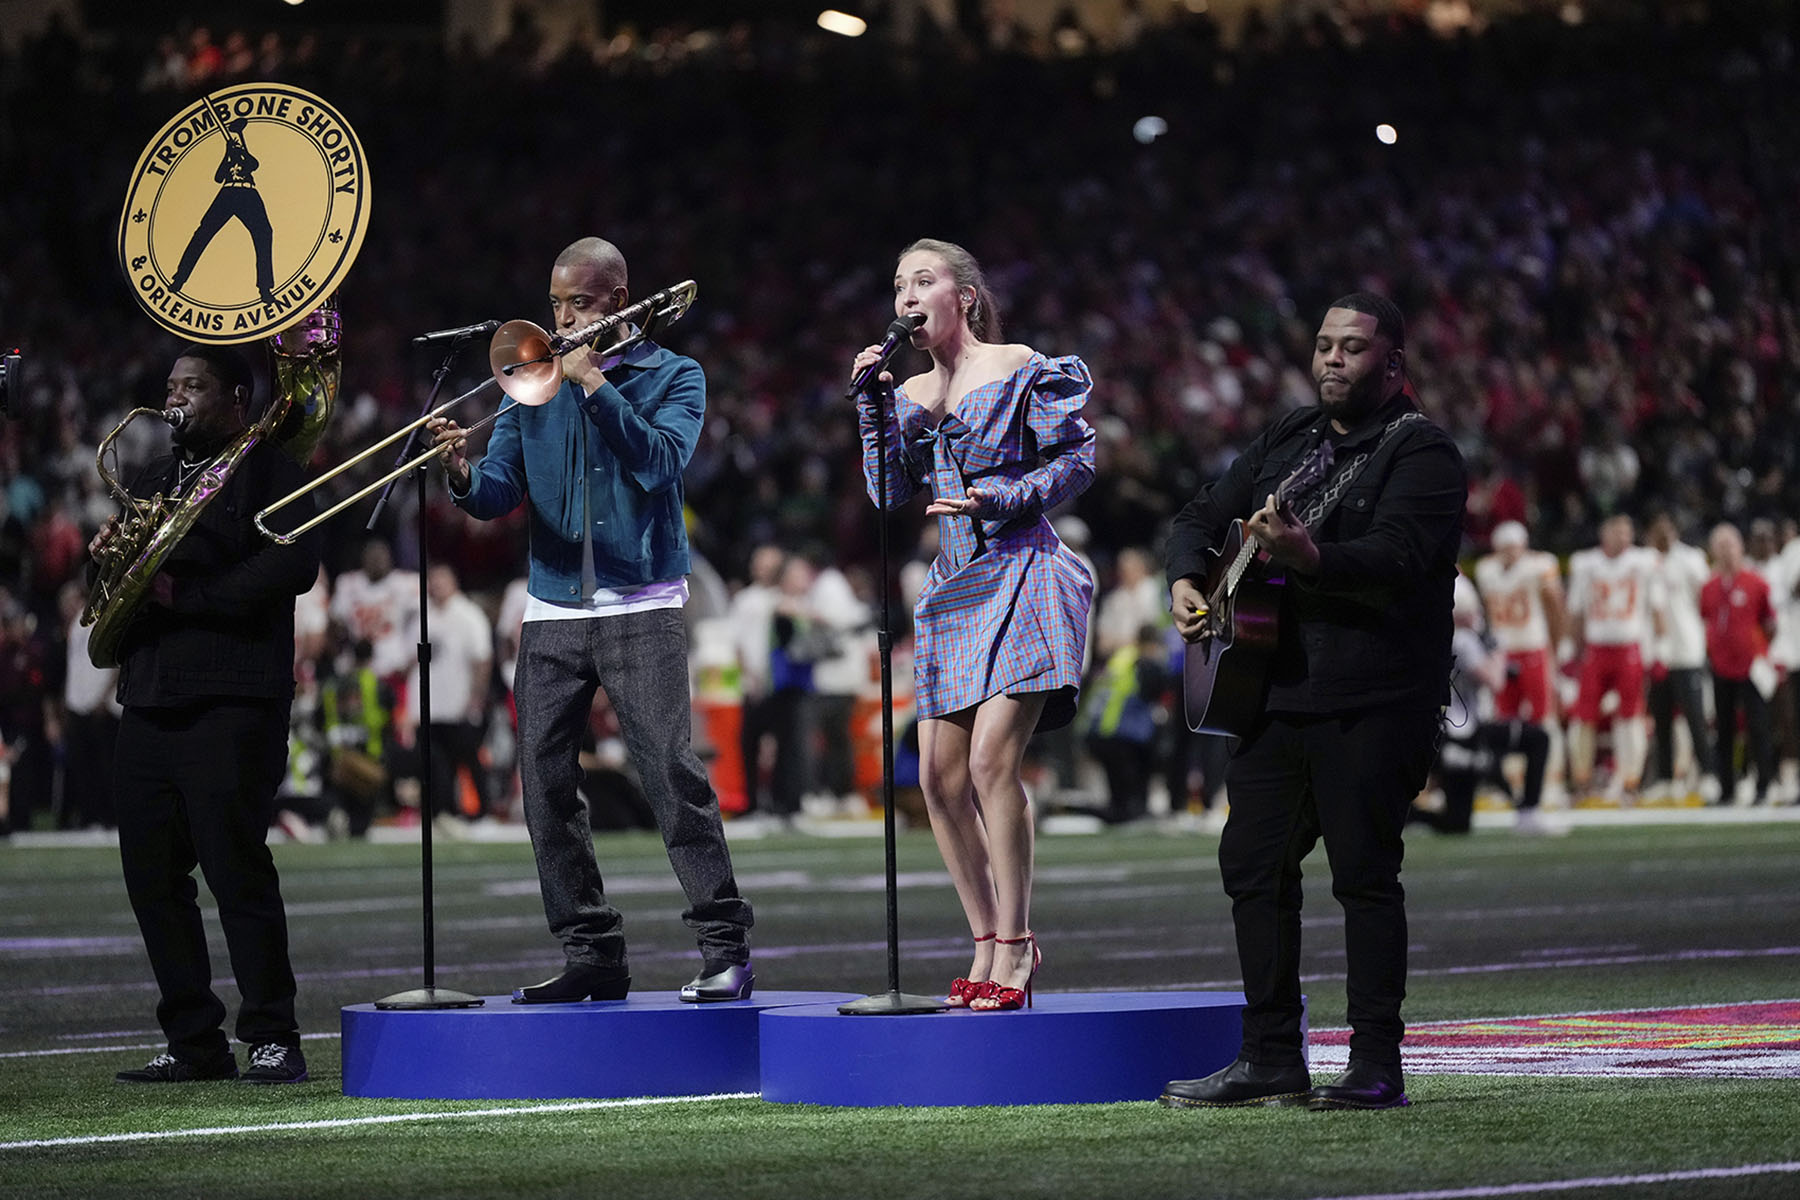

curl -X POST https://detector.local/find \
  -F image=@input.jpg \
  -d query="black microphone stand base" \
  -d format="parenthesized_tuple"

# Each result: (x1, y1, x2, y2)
(838, 990, 948, 1016)
(374, 986, 486, 1010)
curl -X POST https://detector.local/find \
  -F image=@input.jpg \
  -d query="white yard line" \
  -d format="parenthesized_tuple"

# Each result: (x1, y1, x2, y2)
(0, 1092, 758, 1151)
(1307, 1161, 1800, 1200)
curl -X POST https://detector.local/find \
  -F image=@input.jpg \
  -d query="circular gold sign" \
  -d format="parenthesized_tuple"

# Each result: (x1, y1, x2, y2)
(117, 82, 371, 344)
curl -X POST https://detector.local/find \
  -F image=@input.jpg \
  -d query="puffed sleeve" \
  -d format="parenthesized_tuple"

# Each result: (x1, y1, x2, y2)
(858, 382, 935, 510)
(979, 354, 1096, 520)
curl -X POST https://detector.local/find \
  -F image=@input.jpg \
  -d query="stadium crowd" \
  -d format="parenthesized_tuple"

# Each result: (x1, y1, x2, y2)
(1, 1, 1797, 836)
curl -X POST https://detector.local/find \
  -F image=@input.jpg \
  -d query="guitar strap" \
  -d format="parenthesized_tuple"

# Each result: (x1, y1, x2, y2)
(1289, 410, 1425, 533)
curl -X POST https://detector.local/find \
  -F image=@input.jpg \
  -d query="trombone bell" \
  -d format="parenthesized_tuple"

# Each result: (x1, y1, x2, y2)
(490, 320, 562, 407)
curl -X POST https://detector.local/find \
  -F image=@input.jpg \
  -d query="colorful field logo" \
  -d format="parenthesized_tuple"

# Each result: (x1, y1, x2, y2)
(1309, 1001, 1800, 1078)
(117, 82, 370, 344)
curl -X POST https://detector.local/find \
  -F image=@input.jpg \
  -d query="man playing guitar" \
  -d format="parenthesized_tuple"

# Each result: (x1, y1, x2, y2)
(1160, 293, 1467, 1114)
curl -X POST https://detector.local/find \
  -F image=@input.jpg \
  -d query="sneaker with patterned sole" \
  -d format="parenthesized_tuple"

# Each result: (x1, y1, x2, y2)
(241, 1042, 309, 1084)
(115, 1051, 238, 1084)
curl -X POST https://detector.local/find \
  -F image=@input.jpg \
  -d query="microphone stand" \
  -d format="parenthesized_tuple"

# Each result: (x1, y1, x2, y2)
(840, 373, 947, 1016)
(373, 334, 483, 1010)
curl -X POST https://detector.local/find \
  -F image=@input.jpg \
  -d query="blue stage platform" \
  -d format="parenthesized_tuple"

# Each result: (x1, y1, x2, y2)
(759, 991, 1250, 1107)
(341, 990, 860, 1099)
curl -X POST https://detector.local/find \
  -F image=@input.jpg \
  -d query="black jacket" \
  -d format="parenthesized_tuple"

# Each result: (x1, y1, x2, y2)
(1165, 392, 1467, 715)
(114, 437, 321, 708)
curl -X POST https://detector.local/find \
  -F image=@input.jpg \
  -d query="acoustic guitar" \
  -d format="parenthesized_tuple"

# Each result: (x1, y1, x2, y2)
(1180, 443, 1335, 736)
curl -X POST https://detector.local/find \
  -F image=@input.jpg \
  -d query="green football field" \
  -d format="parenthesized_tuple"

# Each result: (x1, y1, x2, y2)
(3, 816, 1798, 1199)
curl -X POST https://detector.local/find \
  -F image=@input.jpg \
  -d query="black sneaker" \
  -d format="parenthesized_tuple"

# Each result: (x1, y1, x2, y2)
(115, 1050, 238, 1084)
(241, 1042, 309, 1084)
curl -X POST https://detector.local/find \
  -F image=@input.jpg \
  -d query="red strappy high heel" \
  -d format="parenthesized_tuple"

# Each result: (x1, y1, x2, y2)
(970, 933, 1039, 1012)
(946, 932, 996, 1008)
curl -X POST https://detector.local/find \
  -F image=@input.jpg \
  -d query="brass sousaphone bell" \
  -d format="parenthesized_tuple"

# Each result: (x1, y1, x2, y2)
(252, 280, 699, 544)
(86, 82, 372, 668)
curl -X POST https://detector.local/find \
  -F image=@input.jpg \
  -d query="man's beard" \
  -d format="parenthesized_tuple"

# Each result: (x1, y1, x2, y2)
(1320, 373, 1386, 425)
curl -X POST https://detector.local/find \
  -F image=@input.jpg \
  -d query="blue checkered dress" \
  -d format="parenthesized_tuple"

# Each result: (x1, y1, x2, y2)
(859, 352, 1097, 730)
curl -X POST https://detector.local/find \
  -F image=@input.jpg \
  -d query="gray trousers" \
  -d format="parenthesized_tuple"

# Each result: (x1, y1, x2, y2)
(516, 609, 752, 970)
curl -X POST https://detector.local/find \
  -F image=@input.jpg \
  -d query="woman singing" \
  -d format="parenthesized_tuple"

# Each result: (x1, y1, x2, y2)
(851, 238, 1096, 1011)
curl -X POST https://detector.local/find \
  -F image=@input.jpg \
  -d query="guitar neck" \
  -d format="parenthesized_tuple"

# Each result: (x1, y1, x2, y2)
(1209, 527, 1263, 610)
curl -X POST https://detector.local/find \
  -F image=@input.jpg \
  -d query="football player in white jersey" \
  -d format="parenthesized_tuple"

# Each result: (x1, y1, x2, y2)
(1564, 514, 1665, 803)
(1473, 522, 1568, 798)
(328, 538, 422, 684)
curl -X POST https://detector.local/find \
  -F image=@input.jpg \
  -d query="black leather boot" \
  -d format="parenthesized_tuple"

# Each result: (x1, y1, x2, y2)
(1159, 1058, 1313, 1108)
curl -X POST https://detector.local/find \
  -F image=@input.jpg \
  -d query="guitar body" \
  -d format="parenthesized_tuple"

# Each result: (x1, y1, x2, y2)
(1182, 519, 1284, 737)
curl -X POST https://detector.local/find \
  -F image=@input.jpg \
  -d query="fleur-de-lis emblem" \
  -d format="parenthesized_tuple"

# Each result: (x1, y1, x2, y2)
(132, 209, 147, 223)
(328, 229, 343, 245)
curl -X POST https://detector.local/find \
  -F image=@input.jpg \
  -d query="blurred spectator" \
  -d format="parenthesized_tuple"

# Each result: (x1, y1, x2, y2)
(1769, 520, 1800, 802)
(1643, 511, 1714, 801)
(1094, 546, 1167, 661)
(1083, 622, 1167, 824)
(0, 590, 53, 832)
(731, 543, 785, 819)
(1701, 522, 1777, 806)
(320, 638, 397, 837)
(329, 538, 420, 684)
(57, 580, 119, 829)
(1415, 574, 1553, 835)
(806, 554, 872, 812)
(764, 553, 824, 822)
(403, 563, 493, 830)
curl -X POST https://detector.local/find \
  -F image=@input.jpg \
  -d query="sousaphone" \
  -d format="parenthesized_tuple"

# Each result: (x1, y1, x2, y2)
(85, 82, 372, 668)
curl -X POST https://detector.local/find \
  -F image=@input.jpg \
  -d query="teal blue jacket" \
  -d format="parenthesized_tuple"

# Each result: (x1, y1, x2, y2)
(453, 339, 701, 603)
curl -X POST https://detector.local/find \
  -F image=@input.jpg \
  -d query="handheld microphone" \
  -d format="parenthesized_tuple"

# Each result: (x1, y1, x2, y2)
(413, 319, 502, 344)
(847, 313, 925, 397)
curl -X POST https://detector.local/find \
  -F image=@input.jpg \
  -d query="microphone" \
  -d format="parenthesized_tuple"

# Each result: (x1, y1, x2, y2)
(847, 313, 925, 397)
(413, 319, 502, 344)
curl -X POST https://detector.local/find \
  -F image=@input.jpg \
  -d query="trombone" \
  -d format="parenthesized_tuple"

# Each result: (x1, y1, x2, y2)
(254, 280, 698, 545)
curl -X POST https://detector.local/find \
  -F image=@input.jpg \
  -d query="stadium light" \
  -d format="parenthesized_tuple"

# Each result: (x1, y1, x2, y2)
(818, 10, 867, 37)
(1375, 123, 1398, 145)
(1133, 116, 1168, 144)
(282, 0, 305, 6)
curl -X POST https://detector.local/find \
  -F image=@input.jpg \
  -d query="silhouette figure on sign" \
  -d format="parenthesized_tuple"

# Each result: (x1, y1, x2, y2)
(169, 117, 275, 305)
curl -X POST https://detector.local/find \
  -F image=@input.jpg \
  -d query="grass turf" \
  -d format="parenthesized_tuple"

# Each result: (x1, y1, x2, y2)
(3, 820, 1798, 1198)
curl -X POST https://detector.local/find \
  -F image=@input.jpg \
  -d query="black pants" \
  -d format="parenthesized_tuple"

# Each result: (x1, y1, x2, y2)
(1220, 705, 1440, 1067)
(1713, 676, 1774, 801)
(1166, 726, 1234, 811)
(61, 709, 118, 828)
(1429, 720, 1550, 833)
(811, 692, 856, 797)
(1089, 734, 1153, 822)
(426, 721, 491, 819)
(115, 701, 298, 1061)
(515, 612, 752, 971)
(1647, 666, 1710, 785)
(740, 690, 809, 816)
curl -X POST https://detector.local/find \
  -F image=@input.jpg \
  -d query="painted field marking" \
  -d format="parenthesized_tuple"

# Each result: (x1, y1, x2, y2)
(1307, 1160, 1800, 1200)
(0, 1092, 759, 1152)
(1308, 998, 1800, 1078)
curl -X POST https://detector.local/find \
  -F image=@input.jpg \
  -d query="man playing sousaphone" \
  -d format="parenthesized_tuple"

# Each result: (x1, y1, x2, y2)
(92, 330, 323, 1084)
(96, 80, 366, 1086)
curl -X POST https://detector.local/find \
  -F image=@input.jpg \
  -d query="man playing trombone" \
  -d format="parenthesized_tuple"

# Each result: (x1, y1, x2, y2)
(427, 236, 755, 1003)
